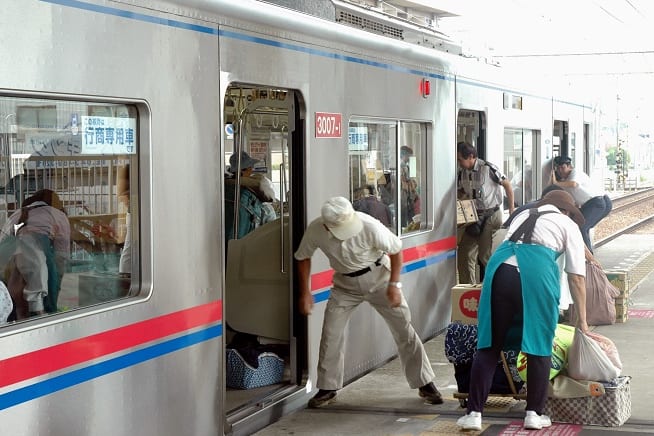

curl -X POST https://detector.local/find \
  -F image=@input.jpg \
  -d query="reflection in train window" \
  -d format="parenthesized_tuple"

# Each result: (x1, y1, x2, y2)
(348, 119, 427, 235)
(0, 96, 139, 325)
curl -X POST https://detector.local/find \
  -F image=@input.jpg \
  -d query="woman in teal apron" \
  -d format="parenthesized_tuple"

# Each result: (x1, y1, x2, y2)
(457, 190, 590, 431)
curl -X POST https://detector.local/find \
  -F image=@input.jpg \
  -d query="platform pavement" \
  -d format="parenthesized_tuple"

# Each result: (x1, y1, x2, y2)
(254, 234, 654, 435)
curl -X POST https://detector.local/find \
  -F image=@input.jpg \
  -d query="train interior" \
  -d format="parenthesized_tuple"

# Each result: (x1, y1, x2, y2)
(222, 84, 302, 417)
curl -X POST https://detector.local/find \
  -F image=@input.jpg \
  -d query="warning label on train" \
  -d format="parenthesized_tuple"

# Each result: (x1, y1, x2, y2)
(315, 112, 342, 138)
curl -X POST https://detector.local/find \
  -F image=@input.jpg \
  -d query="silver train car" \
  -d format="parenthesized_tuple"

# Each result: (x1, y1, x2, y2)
(0, 1, 595, 435)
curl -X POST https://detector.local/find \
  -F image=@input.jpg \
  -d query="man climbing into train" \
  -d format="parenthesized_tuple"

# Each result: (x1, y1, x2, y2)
(551, 155, 612, 252)
(294, 196, 443, 408)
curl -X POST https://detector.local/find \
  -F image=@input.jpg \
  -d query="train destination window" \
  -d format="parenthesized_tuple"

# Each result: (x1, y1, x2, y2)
(348, 119, 427, 235)
(0, 96, 139, 325)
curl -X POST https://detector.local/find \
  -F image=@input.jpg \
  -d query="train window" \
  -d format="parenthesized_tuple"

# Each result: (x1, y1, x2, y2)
(348, 119, 427, 235)
(505, 128, 539, 207)
(457, 109, 486, 158)
(0, 96, 139, 325)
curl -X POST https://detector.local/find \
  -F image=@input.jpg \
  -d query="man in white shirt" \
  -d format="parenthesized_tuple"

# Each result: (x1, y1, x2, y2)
(295, 197, 442, 408)
(552, 155, 612, 252)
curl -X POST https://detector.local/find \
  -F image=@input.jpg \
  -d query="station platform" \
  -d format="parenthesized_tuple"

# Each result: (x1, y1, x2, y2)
(254, 233, 654, 435)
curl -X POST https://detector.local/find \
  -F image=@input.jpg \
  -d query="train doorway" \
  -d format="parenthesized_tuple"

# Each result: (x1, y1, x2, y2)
(222, 84, 306, 432)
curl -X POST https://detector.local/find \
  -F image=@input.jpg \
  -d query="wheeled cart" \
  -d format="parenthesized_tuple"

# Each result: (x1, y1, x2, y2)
(445, 322, 526, 408)
(452, 351, 526, 408)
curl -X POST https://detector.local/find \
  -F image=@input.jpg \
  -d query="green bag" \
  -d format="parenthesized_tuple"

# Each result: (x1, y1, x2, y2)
(517, 323, 575, 381)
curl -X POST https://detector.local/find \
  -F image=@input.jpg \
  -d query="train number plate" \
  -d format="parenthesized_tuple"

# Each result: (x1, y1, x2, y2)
(315, 112, 342, 138)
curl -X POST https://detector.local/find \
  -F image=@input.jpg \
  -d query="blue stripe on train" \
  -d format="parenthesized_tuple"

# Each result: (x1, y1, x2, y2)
(41, 0, 450, 81)
(41, 1, 590, 108)
(0, 324, 222, 410)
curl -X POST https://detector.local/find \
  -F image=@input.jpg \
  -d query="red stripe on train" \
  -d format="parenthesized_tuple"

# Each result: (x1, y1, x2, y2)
(403, 237, 457, 262)
(310, 236, 457, 292)
(0, 300, 222, 388)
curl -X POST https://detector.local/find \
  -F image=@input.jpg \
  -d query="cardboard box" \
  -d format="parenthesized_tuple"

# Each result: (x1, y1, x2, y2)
(615, 301, 628, 323)
(605, 270, 629, 298)
(457, 200, 478, 226)
(452, 284, 481, 324)
(614, 297, 628, 307)
(78, 273, 130, 306)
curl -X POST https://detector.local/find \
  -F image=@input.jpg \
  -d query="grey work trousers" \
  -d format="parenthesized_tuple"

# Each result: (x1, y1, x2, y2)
(316, 262, 435, 390)
(457, 207, 503, 284)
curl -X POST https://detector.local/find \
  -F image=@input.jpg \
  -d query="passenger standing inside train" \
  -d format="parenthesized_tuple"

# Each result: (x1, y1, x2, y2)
(456, 142, 515, 283)
(91, 164, 132, 276)
(551, 155, 612, 252)
(295, 197, 443, 408)
(457, 190, 589, 431)
(353, 186, 393, 227)
(399, 146, 419, 227)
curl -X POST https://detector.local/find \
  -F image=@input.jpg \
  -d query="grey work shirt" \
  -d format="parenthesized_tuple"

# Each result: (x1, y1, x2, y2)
(294, 212, 401, 274)
(458, 158, 506, 211)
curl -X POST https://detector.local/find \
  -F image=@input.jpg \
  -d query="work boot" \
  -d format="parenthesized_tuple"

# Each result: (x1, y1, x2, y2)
(308, 389, 337, 408)
(418, 382, 443, 404)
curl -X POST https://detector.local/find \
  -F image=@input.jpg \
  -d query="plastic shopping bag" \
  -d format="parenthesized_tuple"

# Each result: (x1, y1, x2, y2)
(567, 329, 621, 382)
(587, 331, 622, 370)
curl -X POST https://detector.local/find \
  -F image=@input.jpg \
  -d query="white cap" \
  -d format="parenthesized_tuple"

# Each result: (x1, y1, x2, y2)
(321, 196, 363, 240)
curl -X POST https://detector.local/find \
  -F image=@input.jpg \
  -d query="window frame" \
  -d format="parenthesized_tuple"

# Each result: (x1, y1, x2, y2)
(347, 116, 430, 237)
(0, 91, 148, 328)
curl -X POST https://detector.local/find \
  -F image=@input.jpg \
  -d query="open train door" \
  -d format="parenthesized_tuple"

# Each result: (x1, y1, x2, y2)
(222, 84, 307, 434)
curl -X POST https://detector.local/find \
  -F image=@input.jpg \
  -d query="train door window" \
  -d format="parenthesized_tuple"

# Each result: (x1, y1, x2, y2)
(583, 123, 591, 173)
(347, 119, 427, 235)
(569, 131, 576, 167)
(457, 109, 486, 158)
(0, 95, 139, 324)
(504, 128, 538, 207)
(553, 120, 569, 159)
(399, 122, 427, 234)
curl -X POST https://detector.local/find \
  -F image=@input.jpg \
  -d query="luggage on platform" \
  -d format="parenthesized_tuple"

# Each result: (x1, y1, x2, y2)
(445, 322, 525, 406)
(544, 376, 631, 427)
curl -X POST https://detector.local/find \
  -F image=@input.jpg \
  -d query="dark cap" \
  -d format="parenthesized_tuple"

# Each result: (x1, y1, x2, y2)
(553, 156, 572, 166)
(537, 190, 585, 227)
(229, 151, 259, 171)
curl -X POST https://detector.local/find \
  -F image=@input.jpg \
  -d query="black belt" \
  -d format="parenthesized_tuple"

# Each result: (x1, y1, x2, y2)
(343, 256, 384, 277)
(477, 205, 499, 216)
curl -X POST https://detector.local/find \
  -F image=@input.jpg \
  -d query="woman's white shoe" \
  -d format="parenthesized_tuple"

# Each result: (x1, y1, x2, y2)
(524, 410, 552, 430)
(456, 411, 482, 431)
